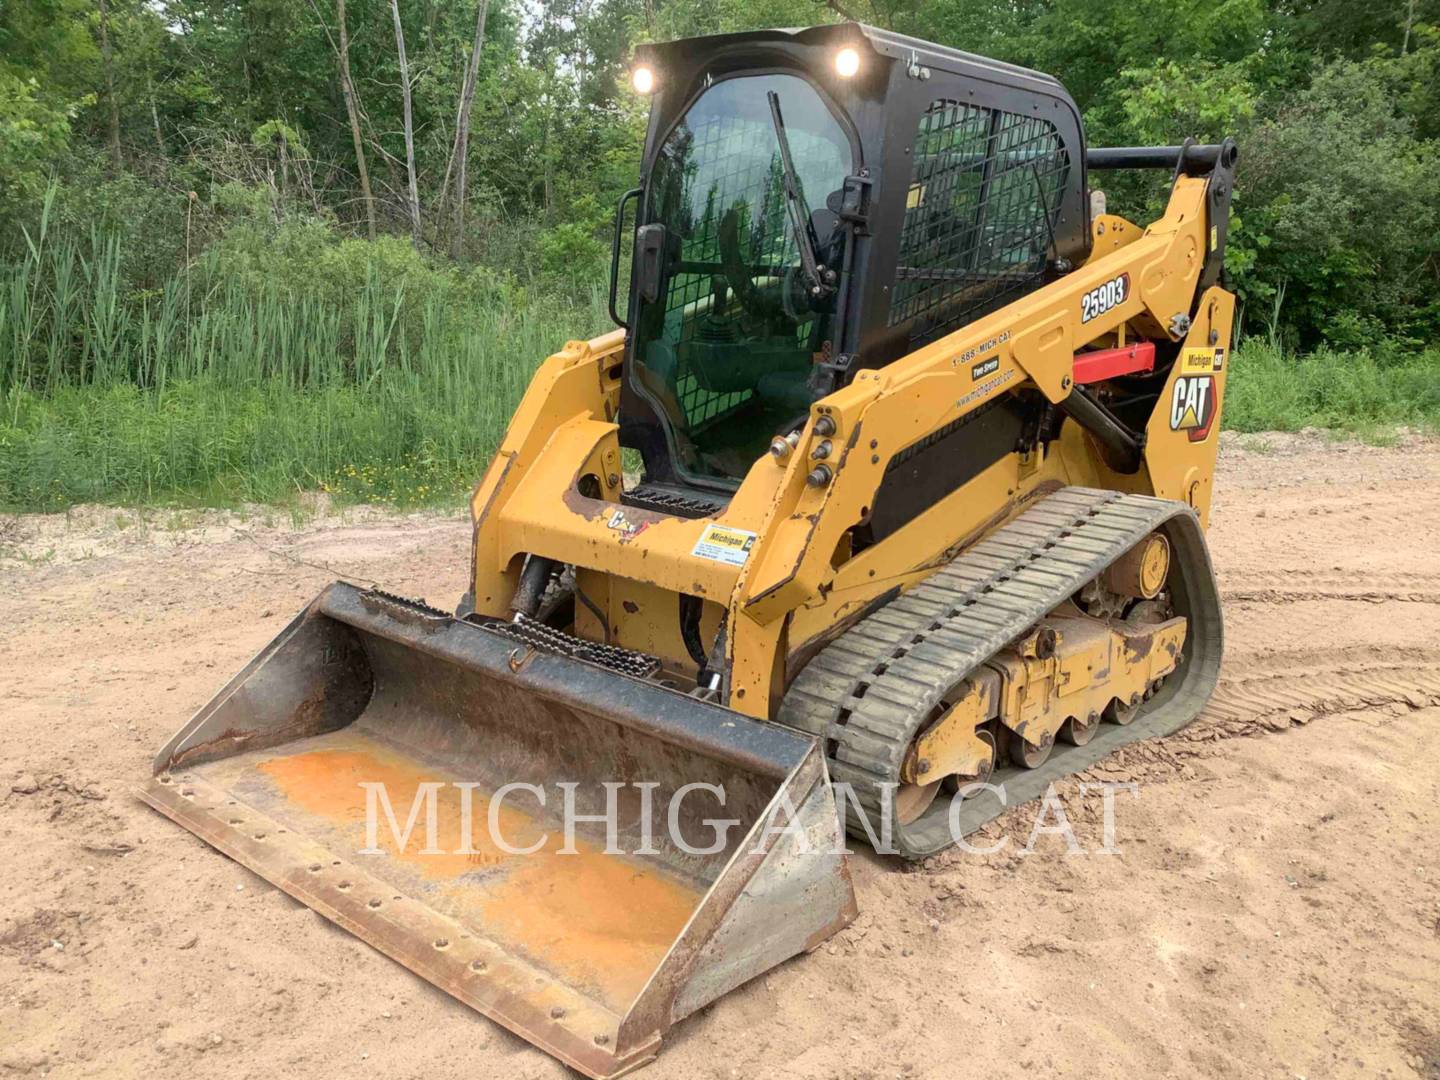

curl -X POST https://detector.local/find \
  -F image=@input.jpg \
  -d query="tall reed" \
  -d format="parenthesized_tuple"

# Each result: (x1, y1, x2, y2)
(0, 198, 609, 509)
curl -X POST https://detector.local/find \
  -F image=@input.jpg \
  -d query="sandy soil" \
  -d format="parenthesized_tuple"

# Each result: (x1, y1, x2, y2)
(2, 430, 1438, 1080)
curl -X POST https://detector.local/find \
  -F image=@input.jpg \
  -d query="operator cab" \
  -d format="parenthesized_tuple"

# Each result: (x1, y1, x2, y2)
(614, 24, 1090, 494)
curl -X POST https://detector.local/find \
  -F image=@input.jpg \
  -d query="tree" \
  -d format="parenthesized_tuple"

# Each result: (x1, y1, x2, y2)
(1241, 51, 1440, 348)
(390, 0, 421, 246)
(448, 0, 489, 259)
(337, 0, 376, 239)
(97, 0, 121, 168)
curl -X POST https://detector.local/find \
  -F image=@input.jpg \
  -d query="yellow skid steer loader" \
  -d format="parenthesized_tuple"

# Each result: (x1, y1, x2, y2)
(144, 23, 1236, 1077)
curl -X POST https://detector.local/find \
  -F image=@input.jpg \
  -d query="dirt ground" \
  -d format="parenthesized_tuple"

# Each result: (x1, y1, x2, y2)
(3, 431, 1438, 1080)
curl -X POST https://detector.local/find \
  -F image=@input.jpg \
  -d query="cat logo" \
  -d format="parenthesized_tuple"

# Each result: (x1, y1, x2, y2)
(1170, 375, 1217, 442)
(606, 509, 649, 537)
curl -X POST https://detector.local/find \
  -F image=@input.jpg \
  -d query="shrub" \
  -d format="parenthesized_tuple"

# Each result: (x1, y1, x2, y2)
(1239, 56, 1440, 350)
(1225, 341, 1440, 434)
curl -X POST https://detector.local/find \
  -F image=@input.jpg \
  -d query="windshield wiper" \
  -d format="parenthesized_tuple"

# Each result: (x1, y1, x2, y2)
(767, 90, 835, 300)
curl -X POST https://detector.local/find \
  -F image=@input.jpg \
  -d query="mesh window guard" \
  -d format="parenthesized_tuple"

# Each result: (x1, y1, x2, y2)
(633, 72, 849, 483)
(889, 100, 1069, 348)
(661, 112, 824, 430)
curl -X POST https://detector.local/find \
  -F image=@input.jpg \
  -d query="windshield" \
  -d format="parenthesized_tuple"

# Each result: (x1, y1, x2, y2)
(632, 74, 852, 484)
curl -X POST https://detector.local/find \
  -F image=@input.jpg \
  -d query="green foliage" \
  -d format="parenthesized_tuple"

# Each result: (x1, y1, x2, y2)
(0, 212, 611, 509)
(0, 72, 80, 213)
(1, 205, 606, 393)
(0, 0, 99, 99)
(0, 380, 504, 509)
(2, 0, 1439, 510)
(250, 119, 306, 152)
(537, 194, 611, 285)
(1239, 53, 1440, 349)
(1224, 342, 1440, 435)
(1111, 59, 1259, 146)
(1016, 0, 1270, 110)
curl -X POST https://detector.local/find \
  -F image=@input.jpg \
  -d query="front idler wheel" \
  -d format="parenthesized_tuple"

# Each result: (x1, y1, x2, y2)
(942, 724, 998, 797)
(894, 780, 942, 825)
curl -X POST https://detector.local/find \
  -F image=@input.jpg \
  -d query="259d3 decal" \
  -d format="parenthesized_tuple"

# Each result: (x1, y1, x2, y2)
(1170, 375, 1217, 442)
(1081, 273, 1130, 323)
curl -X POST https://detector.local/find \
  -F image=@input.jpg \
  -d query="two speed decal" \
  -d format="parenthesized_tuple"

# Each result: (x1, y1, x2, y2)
(1081, 273, 1130, 323)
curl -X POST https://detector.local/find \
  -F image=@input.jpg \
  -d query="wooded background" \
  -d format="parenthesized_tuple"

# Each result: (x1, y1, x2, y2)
(2, 1, 1438, 509)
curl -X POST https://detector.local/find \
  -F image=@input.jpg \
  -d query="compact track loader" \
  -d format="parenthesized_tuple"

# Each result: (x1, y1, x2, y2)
(144, 23, 1236, 1077)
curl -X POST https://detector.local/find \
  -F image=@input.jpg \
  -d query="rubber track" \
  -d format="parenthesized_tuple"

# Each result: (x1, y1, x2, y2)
(778, 486, 1224, 858)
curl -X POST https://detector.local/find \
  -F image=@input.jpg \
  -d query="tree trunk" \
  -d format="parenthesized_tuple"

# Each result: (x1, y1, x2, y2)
(1402, 0, 1417, 54)
(278, 132, 289, 200)
(99, 0, 122, 170)
(148, 79, 167, 159)
(424, 0, 439, 54)
(337, 0, 377, 239)
(540, 66, 553, 212)
(449, 0, 489, 259)
(391, 0, 422, 247)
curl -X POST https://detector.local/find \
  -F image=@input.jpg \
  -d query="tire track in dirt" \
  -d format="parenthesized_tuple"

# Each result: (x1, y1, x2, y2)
(1070, 652, 1440, 787)
(1214, 644, 1440, 678)
(1221, 570, 1440, 606)
(1191, 656, 1440, 737)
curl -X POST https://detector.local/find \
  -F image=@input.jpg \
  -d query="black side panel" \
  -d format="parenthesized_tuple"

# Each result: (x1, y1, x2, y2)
(857, 394, 1028, 545)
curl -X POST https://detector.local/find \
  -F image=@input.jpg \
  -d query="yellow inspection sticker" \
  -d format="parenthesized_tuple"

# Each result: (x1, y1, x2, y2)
(691, 524, 757, 567)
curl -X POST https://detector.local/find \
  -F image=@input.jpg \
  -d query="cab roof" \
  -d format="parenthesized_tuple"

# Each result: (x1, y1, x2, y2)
(633, 22, 1072, 103)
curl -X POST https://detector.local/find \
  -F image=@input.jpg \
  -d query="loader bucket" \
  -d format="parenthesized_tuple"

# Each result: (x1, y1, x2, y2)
(141, 582, 855, 1078)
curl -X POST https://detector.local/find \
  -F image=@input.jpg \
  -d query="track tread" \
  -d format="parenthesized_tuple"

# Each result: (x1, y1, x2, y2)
(778, 487, 1220, 857)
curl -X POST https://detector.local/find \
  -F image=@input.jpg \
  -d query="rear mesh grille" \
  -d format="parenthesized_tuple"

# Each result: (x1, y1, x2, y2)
(890, 100, 1069, 348)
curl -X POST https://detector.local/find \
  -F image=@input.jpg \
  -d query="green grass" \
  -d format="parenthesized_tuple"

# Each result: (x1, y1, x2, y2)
(5, 336, 1436, 512)
(0, 297, 607, 509)
(4, 380, 502, 508)
(1224, 341, 1440, 437)
(2, 201, 1436, 512)
(1, 202, 609, 510)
